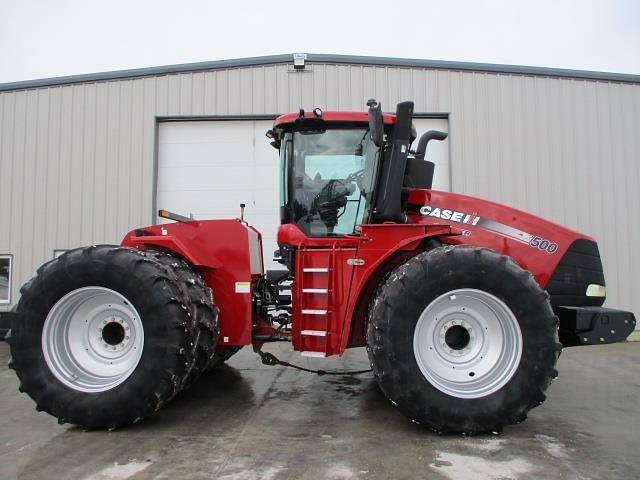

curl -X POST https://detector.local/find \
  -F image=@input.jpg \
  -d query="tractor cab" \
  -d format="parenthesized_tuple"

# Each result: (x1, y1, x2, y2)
(269, 101, 446, 239)
(269, 107, 389, 237)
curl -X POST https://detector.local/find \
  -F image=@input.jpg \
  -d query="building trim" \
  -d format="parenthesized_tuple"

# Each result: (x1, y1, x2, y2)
(157, 114, 280, 123)
(1, 54, 639, 92)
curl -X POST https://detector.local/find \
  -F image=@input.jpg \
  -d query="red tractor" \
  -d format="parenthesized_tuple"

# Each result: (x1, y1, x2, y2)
(7, 100, 636, 434)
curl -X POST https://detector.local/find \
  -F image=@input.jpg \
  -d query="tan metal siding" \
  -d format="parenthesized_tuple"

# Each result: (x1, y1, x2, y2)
(0, 62, 639, 320)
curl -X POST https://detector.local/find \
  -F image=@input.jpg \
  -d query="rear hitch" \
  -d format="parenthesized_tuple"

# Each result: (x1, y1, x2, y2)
(252, 345, 371, 376)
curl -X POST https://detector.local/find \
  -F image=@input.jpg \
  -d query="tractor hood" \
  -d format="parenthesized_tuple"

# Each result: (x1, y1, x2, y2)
(405, 188, 604, 307)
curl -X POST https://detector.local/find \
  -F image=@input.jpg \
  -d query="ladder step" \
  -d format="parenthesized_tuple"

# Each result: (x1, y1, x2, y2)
(302, 288, 328, 294)
(303, 267, 329, 273)
(301, 351, 327, 358)
(301, 329, 327, 337)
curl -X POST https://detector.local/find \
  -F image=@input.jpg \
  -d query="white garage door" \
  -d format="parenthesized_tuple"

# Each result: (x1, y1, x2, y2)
(157, 118, 449, 270)
(157, 120, 280, 268)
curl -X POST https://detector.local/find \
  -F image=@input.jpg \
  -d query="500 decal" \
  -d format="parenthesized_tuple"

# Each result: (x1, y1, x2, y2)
(529, 236, 558, 253)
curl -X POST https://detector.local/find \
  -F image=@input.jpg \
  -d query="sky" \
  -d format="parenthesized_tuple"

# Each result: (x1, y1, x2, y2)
(1, 0, 639, 84)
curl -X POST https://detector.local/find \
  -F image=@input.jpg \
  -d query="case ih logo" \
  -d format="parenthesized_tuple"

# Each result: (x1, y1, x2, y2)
(419, 205, 481, 225)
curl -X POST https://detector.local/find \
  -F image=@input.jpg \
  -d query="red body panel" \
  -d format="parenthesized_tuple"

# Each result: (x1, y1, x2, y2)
(279, 223, 455, 355)
(274, 111, 397, 128)
(121, 219, 263, 347)
(279, 188, 592, 356)
(120, 189, 591, 356)
(406, 189, 591, 288)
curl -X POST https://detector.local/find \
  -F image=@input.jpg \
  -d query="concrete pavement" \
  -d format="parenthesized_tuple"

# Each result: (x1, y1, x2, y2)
(0, 342, 638, 479)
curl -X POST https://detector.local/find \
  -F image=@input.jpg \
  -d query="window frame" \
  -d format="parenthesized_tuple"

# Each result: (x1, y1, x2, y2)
(286, 127, 378, 237)
(0, 254, 12, 305)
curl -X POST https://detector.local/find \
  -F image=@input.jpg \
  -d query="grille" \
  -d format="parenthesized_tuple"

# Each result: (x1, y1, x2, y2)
(547, 239, 605, 307)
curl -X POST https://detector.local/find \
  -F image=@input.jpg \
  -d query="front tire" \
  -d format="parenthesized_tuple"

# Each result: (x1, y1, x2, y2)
(8, 245, 199, 429)
(367, 245, 560, 434)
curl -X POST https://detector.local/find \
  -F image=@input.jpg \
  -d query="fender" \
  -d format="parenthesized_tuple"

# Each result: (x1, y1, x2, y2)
(339, 223, 454, 352)
(121, 221, 227, 268)
(123, 233, 222, 268)
(121, 219, 264, 346)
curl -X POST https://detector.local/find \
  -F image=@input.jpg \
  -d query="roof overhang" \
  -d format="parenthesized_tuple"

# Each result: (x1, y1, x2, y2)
(1, 53, 639, 93)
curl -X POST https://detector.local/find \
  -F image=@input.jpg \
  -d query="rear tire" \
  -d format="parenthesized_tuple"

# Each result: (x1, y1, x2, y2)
(367, 245, 560, 434)
(143, 249, 219, 386)
(8, 245, 199, 429)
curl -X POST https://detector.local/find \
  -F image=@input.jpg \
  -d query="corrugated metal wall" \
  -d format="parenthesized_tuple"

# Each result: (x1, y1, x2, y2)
(1, 62, 639, 319)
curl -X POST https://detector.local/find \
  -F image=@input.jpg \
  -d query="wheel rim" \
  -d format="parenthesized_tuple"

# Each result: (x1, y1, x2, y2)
(42, 286, 144, 393)
(412, 288, 522, 399)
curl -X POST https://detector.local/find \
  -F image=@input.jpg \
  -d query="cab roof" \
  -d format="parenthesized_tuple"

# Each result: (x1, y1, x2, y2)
(273, 111, 397, 128)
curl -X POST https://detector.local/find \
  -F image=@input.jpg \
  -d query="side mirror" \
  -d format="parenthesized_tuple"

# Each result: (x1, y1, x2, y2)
(266, 129, 280, 149)
(367, 99, 384, 147)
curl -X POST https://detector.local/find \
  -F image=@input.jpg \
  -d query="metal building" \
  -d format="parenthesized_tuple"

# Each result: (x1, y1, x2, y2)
(0, 53, 639, 332)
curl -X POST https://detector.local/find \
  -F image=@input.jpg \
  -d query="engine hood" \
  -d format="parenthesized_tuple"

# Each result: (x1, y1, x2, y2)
(405, 189, 600, 299)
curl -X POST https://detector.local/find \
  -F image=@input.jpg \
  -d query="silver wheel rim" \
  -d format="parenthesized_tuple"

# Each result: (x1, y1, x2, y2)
(42, 286, 144, 393)
(413, 288, 522, 399)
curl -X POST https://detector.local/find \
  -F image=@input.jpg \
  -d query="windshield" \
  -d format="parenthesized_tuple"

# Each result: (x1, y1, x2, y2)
(279, 128, 379, 236)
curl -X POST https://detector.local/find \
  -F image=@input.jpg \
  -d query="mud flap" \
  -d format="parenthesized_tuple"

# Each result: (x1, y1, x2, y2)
(556, 306, 636, 346)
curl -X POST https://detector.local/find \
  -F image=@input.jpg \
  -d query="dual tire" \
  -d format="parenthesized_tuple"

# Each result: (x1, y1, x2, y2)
(7, 245, 219, 429)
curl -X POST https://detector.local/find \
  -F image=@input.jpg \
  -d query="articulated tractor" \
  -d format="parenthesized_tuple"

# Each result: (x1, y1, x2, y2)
(7, 100, 636, 434)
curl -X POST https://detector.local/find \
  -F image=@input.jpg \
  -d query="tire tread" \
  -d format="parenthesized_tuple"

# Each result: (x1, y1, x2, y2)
(367, 245, 560, 434)
(9, 245, 200, 428)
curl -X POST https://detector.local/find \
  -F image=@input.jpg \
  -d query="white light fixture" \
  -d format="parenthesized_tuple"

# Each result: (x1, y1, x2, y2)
(586, 284, 606, 297)
(293, 53, 307, 70)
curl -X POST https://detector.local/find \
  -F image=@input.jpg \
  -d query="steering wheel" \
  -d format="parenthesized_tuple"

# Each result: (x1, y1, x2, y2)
(309, 178, 354, 228)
